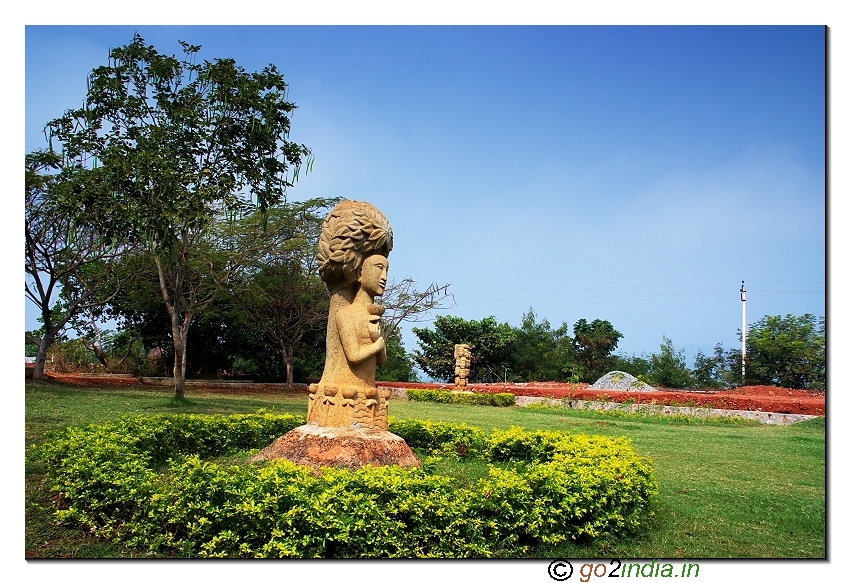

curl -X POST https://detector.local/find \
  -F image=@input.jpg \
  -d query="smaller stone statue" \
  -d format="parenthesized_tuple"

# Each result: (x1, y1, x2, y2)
(454, 343, 471, 389)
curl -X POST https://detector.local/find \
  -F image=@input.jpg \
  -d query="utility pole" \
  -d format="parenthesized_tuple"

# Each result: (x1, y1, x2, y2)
(740, 281, 747, 381)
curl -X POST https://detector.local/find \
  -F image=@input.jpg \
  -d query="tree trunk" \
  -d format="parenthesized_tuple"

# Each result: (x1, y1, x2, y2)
(161, 303, 194, 399)
(173, 339, 187, 399)
(83, 339, 110, 368)
(153, 254, 193, 400)
(33, 335, 51, 380)
(284, 343, 295, 388)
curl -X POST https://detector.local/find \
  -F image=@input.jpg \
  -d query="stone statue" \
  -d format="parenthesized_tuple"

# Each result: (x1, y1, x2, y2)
(251, 200, 420, 470)
(454, 343, 471, 389)
(307, 200, 394, 430)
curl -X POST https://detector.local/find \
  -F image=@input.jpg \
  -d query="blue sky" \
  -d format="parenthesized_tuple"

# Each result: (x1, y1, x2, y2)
(25, 25, 826, 366)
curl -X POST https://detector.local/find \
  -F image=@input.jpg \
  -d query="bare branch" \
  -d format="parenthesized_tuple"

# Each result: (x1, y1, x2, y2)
(377, 279, 455, 340)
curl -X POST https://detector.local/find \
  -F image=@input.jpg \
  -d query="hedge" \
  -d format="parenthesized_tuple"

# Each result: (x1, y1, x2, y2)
(37, 413, 658, 558)
(406, 388, 515, 407)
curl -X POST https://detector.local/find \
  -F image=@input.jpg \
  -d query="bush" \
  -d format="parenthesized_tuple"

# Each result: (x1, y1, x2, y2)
(486, 425, 564, 462)
(45, 338, 103, 373)
(38, 414, 658, 558)
(390, 418, 488, 458)
(407, 389, 515, 407)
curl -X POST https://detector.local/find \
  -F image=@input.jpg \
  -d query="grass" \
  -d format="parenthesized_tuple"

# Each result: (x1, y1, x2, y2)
(25, 379, 825, 559)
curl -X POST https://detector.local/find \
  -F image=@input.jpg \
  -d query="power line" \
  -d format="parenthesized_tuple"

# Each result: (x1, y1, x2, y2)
(457, 281, 734, 293)
(453, 289, 823, 302)
(749, 280, 825, 284)
(455, 280, 824, 294)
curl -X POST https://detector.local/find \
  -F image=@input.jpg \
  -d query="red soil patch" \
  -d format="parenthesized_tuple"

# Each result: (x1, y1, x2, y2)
(377, 381, 825, 416)
(40, 372, 308, 395)
(35, 373, 824, 416)
(44, 372, 143, 386)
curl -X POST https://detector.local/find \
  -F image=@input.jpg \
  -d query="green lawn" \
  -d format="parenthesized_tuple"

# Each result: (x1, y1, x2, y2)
(25, 379, 825, 558)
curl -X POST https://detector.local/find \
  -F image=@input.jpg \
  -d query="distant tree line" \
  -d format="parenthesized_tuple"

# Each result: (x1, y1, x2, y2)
(411, 310, 825, 390)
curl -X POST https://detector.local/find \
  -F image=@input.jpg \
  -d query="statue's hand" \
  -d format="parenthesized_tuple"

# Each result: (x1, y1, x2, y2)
(368, 314, 383, 342)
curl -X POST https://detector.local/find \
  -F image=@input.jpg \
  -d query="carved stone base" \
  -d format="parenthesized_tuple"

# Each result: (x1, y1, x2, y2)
(307, 383, 391, 429)
(249, 423, 421, 470)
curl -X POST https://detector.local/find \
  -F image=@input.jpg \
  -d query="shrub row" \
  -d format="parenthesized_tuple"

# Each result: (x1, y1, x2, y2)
(37, 414, 658, 558)
(406, 388, 515, 407)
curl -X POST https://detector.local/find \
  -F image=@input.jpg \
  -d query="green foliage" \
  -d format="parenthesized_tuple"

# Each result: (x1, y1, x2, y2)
(572, 319, 623, 382)
(486, 425, 564, 462)
(38, 414, 658, 557)
(103, 209, 333, 382)
(46, 34, 311, 246)
(411, 312, 628, 384)
(510, 308, 578, 382)
(412, 315, 518, 382)
(390, 418, 488, 459)
(611, 353, 652, 383)
(377, 335, 420, 382)
(42, 331, 154, 375)
(44, 35, 312, 396)
(228, 200, 336, 385)
(406, 389, 515, 407)
(25, 150, 126, 379)
(691, 343, 741, 388)
(46, 338, 104, 372)
(646, 336, 695, 389)
(745, 314, 825, 389)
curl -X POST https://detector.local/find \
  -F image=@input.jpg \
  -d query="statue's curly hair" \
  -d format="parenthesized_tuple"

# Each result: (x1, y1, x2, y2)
(317, 200, 393, 289)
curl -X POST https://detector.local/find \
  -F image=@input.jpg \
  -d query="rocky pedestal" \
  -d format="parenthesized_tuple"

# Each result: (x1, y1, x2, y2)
(250, 422, 421, 470)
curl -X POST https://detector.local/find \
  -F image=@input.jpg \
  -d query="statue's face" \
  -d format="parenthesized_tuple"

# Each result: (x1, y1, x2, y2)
(360, 255, 389, 296)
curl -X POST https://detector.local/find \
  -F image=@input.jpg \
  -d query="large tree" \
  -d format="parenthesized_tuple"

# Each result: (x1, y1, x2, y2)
(45, 35, 311, 397)
(412, 315, 517, 383)
(646, 336, 694, 389)
(103, 249, 263, 379)
(745, 314, 825, 389)
(571, 318, 623, 382)
(691, 343, 741, 389)
(25, 150, 127, 379)
(231, 201, 335, 387)
(509, 308, 576, 382)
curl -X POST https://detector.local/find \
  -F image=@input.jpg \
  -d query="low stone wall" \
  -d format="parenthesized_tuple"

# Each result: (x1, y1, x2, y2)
(64, 373, 136, 378)
(138, 377, 310, 392)
(386, 387, 409, 399)
(513, 395, 817, 425)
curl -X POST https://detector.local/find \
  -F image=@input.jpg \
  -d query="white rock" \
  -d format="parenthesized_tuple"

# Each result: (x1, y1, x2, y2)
(591, 371, 658, 392)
